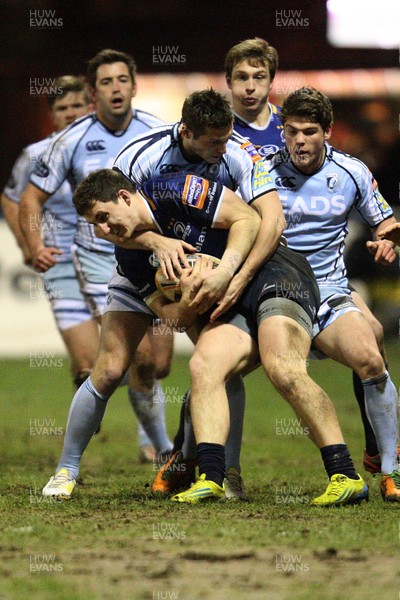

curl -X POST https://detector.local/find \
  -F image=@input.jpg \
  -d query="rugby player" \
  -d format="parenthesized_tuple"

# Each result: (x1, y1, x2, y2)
(71, 168, 369, 508)
(226, 37, 390, 476)
(18, 50, 174, 497)
(1, 76, 99, 387)
(216, 87, 400, 502)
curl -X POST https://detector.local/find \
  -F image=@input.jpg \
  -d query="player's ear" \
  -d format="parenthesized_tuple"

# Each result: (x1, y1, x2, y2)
(226, 76, 232, 90)
(88, 85, 96, 104)
(118, 189, 131, 204)
(324, 126, 332, 140)
(130, 82, 137, 99)
(181, 123, 192, 139)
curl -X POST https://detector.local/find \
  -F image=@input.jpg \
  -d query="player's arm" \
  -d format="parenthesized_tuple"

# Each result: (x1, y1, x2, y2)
(366, 216, 397, 264)
(19, 183, 63, 272)
(210, 190, 285, 321)
(188, 188, 261, 314)
(1, 193, 32, 265)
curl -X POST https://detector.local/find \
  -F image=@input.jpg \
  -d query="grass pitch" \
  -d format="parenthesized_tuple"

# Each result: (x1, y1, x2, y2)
(1, 342, 400, 599)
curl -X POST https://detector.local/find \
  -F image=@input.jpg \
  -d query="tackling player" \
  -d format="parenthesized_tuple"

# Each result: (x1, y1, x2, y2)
(1, 76, 99, 388)
(216, 86, 399, 502)
(19, 50, 173, 496)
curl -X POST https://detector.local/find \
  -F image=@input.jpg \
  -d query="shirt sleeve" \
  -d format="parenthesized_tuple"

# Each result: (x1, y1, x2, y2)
(3, 148, 32, 202)
(229, 140, 276, 204)
(355, 165, 393, 226)
(29, 132, 71, 195)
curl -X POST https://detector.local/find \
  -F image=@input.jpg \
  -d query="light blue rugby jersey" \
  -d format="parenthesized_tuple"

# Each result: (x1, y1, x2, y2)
(113, 122, 276, 203)
(29, 110, 165, 253)
(233, 103, 285, 157)
(264, 143, 393, 286)
(3, 135, 76, 262)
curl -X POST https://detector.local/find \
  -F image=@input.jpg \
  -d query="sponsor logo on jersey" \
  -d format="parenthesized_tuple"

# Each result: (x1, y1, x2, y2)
(182, 175, 209, 209)
(280, 194, 347, 216)
(252, 161, 273, 192)
(33, 157, 50, 178)
(275, 176, 296, 190)
(259, 144, 280, 157)
(326, 173, 339, 191)
(373, 189, 390, 212)
(240, 141, 262, 163)
(173, 221, 188, 237)
(85, 140, 106, 153)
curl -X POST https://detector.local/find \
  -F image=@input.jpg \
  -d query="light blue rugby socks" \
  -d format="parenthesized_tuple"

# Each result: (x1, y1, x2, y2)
(57, 377, 110, 479)
(363, 371, 399, 474)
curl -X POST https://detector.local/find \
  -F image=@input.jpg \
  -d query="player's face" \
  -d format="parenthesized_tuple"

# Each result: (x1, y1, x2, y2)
(227, 60, 272, 118)
(182, 124, 233, 163)
(51, 91, 90, 131)
(283, 117, 331, 174)
(92, 62, 136, 124)
(86, 195, 134, 240)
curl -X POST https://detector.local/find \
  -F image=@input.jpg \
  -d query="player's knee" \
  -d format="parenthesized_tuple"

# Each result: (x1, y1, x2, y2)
(154, 358, 172, 381)
(95, 356, 127, 391)
(354, 347, 385, 380)
(189, 350, 223, 385)
(263, 351, 307, 395)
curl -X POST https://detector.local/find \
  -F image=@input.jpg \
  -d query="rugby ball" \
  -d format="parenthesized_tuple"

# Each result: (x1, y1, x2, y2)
(154, 253, 220, 301)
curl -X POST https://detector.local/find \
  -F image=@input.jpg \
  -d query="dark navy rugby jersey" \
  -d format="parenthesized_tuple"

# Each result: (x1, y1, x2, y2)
(116, 173, 229, 298)
(233, 103, 285, 157)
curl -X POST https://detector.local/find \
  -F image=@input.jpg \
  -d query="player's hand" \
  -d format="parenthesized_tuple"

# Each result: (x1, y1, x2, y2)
(153, 238, 197, 280)
(32, 246, 63, 272)
(188, 260, 232, 315)
(366, 240, 396, 265)
(209, 274, 247, 321)
(377, 222, 400, 245)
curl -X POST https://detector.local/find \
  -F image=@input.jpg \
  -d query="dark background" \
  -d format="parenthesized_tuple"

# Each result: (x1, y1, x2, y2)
(1, 0, 399, 189)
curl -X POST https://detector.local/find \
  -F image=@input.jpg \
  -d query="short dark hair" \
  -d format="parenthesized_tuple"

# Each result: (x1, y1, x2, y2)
(73, 169, 136, 216)
(47, 75, 89, 108)
(86, 49, 137, 88)
(181, 89, 233, 138)
(225, 38, 278, 82)
(280, 87, 333, 132)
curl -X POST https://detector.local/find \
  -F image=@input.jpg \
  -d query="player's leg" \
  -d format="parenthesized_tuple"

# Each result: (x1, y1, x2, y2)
(314, 310, 400, 501)
(42, 309, 151, 498)
(172, 322, 259, 503)
(350, 290, 395, 471)
(253, 248, 367, 506)
(74, 250, 166, 454)
(258, 309, 367, 507)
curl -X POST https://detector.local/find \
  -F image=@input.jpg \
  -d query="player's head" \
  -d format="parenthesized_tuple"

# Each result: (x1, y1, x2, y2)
(73, 169, 138, 239)
(225, 38, 278, 119)
(47, 75, 90, 131)
(180, 89, 233, 163)
(225, 38, 278, 83)
(86, 49, 137, 125)
(86, 49, 137, 88)
(280, 87, 333, 174)
(280, 87, 333, 132)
